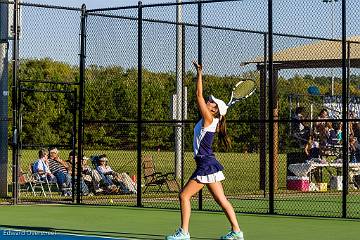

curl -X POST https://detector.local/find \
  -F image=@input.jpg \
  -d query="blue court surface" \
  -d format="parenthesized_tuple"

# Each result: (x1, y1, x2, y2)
(0, 229, 127, 240)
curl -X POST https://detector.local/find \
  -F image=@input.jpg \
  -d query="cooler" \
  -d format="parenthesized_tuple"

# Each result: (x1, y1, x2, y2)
(287, 176, 310, 192)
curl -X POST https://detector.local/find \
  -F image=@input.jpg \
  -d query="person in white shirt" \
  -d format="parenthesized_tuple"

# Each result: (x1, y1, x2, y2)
(33, 148, 56, 183)
(96, 154, 137, 194)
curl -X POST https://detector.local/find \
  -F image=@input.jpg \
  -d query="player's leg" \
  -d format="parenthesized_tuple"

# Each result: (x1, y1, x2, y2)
(180, 179, 204, 232)
(166, 179, 204, 240)
(207, 181, 244, 240)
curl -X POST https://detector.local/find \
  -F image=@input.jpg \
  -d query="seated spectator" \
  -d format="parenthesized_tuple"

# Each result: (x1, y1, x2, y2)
(349, 137, 360, 163)
(326, 122, 339, 145)
(318, 122, 342, 158)
(304, 135, 321, 161)
(314, 108, 329, 139)
(292, 107, 309, 132)
(96, 154, 137, 194)
(352, 122, 360, 140)
(337, 122, 343, 142)
(66, 151, 91, 196)
(81, 156, 103, 194)
(318, 121, 330, 147)
(48, 147, 72, 196)
(316, 108, 329, 125)
(292, 106, 310, 144)
(95, 155, 121, 193)
(66, 150, 76, 175)
(304, 135, 323, 182)
(33, 148, 57, 183)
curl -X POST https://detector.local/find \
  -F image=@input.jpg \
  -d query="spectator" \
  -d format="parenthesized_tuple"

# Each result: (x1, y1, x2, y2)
(326, 122, 339, 145)
(315, 108, 329, 128)
(292, 106, 310, 144)
(352, 122, 360, 140)
(33, 148, 57, 183)
(96, 154, 136, 194)
(81, 156, 103, 194)
(48, 147, 72, 196)
(337, 122, 343, 142)
(304, 135, 323, 182)
(293, 107, 308, 131)
(94, 155, 118, 193)
(304, 135, 321, 161)
(66, 151, 91, 196)
(349, 137, 360, 163)
(318, 108, 329, 121)
(313, 108, 329, 143)
(66, 150, 76, 175)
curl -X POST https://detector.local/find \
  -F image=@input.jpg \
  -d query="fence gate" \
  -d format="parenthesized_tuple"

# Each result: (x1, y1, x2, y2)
(17, 79, 79, 203)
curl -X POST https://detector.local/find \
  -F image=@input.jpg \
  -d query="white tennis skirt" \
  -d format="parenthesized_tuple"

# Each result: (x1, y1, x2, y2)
(193, 171, 225, 183)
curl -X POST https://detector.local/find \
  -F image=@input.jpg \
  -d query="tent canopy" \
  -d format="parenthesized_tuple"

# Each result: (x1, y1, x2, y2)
(244, 36, 360, 69)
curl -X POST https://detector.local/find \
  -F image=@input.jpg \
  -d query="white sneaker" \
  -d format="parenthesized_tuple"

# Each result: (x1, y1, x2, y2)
(220, 230, 244, 240)
(165, 228, 190, 240)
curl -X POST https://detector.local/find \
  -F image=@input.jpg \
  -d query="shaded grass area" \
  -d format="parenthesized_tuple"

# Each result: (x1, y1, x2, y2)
(4, 150, 360, 218)
(0, 205, 359, 240)
(9, 150, 288, 193)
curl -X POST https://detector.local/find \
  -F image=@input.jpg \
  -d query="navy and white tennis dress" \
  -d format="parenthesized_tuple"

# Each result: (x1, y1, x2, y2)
(191, 117, 225, 183)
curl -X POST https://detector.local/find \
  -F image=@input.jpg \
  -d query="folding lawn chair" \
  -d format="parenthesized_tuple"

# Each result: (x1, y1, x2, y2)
(30, 163, 59, 197)
(18, 168, 37, 197)
(142, 155, 180, 193)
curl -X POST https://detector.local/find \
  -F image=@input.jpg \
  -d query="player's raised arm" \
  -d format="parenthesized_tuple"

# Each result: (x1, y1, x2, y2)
(193, 61, 213, 126)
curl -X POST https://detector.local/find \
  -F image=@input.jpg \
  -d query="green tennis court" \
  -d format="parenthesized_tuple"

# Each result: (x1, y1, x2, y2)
(0, 204, 359, 240)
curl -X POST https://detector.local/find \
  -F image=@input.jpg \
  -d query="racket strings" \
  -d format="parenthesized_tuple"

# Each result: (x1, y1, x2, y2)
(233, 80, 256, 99)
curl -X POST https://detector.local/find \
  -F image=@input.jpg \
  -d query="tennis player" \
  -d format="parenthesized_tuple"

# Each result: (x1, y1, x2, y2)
(165, 62, 244, 240)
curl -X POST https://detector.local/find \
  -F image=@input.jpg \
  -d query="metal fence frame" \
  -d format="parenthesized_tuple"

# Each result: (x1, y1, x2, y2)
(2, 0, 359, 219)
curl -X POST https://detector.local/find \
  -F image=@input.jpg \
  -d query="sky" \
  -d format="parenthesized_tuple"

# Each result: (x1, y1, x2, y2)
(8, 0, 360, 77)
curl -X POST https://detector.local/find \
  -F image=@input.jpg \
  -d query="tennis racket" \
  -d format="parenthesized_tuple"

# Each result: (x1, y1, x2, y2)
(227, 79, 256, 107)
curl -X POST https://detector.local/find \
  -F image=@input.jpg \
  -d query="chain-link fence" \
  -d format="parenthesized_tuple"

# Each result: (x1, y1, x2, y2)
(1, 0, 360, 218)
(0, 1, 82, 204)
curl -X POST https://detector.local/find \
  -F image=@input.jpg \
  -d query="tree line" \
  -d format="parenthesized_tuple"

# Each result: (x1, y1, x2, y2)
(8, 58, 360, 153)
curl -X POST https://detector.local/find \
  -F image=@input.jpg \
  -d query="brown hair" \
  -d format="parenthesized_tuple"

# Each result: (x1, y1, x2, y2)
(217, 115, 231, 151)
(38, 148, 48, 158)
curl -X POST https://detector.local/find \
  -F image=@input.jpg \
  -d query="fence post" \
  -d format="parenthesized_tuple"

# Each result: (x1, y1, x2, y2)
(0, 1, 9, 199)
(341, 0, 348, 219)
(72, 90, 77, 203)
(175, 0, 183, 181)
(267, 0, 274, 215)
(197, 0, 203, 211)
(77, 3, 87, 204)
(11, 0, 20, 205)
(259, 34, 267, 194)
(181, 23, 186, 189)
(137, 1, 143, 208)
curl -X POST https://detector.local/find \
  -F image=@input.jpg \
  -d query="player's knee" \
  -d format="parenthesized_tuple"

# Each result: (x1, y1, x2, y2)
(179, 191, 190, 201)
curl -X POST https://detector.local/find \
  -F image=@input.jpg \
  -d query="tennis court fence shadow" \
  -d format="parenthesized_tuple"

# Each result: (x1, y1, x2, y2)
(142, 155, 180, 193)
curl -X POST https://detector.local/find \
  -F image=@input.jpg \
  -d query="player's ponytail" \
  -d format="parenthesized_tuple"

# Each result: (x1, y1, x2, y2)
(218, 115, 231, 151)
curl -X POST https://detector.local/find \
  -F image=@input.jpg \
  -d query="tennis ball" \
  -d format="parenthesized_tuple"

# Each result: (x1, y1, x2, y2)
(109, 199, 114, 204)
